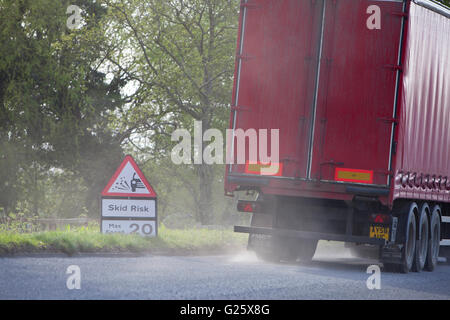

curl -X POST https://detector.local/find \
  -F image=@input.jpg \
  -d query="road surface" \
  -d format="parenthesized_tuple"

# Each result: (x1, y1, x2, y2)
(1, 242, 449, 300)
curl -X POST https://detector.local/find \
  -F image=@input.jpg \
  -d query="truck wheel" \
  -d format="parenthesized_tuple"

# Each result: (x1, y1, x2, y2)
(424, 206, 441, 272)
(251, 235, 298, 263)
(249, 234, 279, 263)
(270, 236, 299, 262)
(398, 203, 418, 273)
(252, 236, 317, 263)
(412, 203, 429, 272)
(254, 247, 284, 263)
(297, 239, 318, 262)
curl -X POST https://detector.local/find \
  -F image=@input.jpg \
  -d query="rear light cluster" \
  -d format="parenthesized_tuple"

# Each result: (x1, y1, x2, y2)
(237, 200, 262, 213)
(370, 214, 391, 224)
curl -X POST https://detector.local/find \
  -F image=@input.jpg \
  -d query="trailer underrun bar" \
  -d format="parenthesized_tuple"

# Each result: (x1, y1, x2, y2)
(234, 226, 386, 246)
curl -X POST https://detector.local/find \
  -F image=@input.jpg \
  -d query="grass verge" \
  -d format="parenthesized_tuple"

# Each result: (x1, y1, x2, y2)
(0, 225, 248, 256)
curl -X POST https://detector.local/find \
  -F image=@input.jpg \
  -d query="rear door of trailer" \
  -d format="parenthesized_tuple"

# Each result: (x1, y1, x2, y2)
(230, 0, 405, 188)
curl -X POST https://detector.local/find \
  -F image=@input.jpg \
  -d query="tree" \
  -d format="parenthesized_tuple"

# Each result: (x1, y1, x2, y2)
(0, 0, 131, 217)
(104, 0, 239, 224)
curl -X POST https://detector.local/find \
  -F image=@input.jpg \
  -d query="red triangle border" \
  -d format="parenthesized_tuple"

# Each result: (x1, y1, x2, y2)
(101, 155, 157, 198)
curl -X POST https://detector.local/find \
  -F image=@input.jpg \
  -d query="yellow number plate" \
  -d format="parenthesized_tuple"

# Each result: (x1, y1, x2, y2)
(370, 225, 390, 241)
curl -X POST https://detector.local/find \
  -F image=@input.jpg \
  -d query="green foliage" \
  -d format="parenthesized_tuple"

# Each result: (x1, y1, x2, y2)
(0, 224, 247, 255)
(0, 213, 39, 233)
(103, 0, 240, 224)
(0, 0, 131, 218)
(0, 0, 244, 225)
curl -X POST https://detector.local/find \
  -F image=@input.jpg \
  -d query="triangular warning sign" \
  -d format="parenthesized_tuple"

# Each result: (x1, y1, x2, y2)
(102, 155, 157, 197)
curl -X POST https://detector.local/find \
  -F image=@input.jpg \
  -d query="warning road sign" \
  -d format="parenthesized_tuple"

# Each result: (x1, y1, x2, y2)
(101, 155, 157, 237)
(101, 155, 157, 197)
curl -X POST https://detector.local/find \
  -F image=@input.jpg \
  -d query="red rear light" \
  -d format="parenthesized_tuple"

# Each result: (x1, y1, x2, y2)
(243, 204, 253, 212)
(237, 201, 261, 213)
(370, 214, 391, 224)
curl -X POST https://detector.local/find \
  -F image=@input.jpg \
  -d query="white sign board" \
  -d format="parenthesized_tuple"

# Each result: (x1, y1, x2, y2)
(102, 199, 156, 218)
(102, 220, 156, 236)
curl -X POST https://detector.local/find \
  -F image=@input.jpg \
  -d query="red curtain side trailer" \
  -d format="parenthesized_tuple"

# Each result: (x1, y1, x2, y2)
(226, 0, 450, 273)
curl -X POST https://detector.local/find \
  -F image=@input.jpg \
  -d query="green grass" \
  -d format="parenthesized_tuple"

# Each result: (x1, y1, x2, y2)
(0, 225, 248, 256)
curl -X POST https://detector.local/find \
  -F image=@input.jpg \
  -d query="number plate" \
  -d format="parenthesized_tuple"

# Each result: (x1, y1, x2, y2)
(369, 225, 389, 241)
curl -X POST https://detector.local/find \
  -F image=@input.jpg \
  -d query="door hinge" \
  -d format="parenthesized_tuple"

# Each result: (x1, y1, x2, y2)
(377, 117, 398, 125)
(384, 64, 403, 72)
(320, 160, 344, 167)
(391, 11, 408, 19)
(282, 156, 301, 162)
(298, 116, 307, 129)
(236, 54, 254, 62)
(240, 1, 260, 9)
(231, 105, 250, 112)
(375, 169, 395, 177)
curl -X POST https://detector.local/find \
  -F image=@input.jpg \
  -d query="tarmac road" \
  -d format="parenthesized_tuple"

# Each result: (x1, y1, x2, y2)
(1, 242, 449, 300)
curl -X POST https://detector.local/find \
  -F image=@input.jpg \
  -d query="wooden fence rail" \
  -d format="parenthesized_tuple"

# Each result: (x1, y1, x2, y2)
(36, 218, 97, 231)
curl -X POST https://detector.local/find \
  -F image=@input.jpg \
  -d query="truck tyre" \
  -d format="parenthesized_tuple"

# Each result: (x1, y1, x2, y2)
(412, 204, 429, 272)
(424, 206, 441, 272)
(275, 237, 318, 262)
(398, 203, 418, 273)
(272, 236, 300, 262)
(251, 235, 298, 263)
(254, 246, 283, 263)
(297, 239, 318, 262)
(249, 234, 279, 263)
(252, 236, 317, 263)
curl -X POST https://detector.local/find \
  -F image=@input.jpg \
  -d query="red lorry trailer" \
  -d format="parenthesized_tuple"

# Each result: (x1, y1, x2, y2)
(225, 0, 450, 273)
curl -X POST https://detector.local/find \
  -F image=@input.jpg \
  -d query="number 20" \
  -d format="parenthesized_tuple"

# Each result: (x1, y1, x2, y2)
(130, 223, 153, 235)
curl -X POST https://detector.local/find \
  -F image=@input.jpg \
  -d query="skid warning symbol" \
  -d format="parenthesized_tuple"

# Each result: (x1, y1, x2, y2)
(102, 155, 156, 197)
(112, 172, 145, 193)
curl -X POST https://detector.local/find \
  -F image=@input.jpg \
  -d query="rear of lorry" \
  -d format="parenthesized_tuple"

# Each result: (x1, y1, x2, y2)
(225, 0, 450, 272)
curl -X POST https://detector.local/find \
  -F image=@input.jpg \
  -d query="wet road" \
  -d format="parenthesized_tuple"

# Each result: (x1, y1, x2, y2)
(1, 242, 449, 300)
